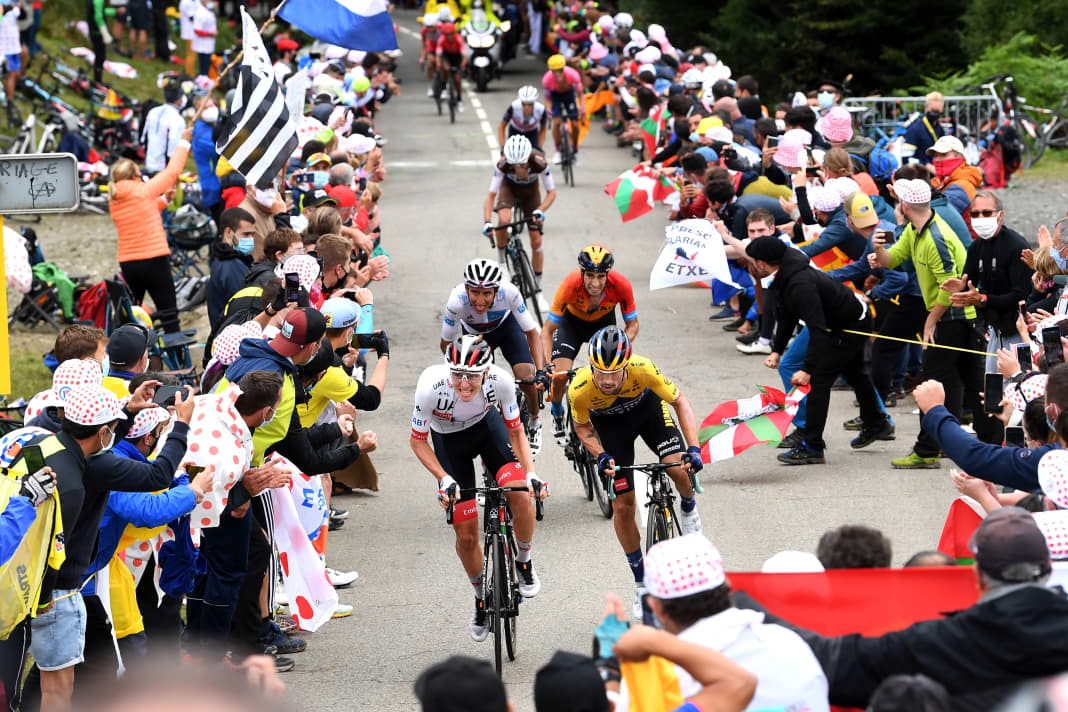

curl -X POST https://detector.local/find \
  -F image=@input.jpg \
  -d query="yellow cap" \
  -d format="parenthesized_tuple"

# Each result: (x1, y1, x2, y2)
(844, 191, 878, 228)
(547, 54, 566, 71)
(696, 116, 724, 135)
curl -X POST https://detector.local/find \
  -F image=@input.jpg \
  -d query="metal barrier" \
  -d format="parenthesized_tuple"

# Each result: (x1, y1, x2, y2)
(843, 95, 1004, 141)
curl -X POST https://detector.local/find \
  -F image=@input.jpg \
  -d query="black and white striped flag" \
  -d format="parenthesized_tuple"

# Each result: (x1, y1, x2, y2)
(214, 7, 299, 190)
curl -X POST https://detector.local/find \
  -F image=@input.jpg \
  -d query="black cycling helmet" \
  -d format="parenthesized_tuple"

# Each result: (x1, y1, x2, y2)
(589, 326, 631, 372)
(578, 244, 614, 272)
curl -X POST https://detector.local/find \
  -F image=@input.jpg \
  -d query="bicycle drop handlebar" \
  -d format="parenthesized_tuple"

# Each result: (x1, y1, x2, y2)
(610, 462, 705, 495)
(445, 481, 545, 524)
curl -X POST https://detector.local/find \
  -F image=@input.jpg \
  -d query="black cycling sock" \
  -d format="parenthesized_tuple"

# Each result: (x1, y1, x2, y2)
(626, 548, 644, 583)
(680, 496, 696, 513)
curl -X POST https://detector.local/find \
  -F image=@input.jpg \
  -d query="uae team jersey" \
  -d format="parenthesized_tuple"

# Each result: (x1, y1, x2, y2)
(442, 281, 538, 339)
(411, 364, 522, 437)
(568, 355, 680, 424)
(547, 269, 638, 324)
(502, 100, 548, 134)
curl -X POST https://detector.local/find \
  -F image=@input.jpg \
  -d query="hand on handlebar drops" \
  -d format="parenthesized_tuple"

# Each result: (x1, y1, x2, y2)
(438, 474, 459, 509)
(482, 221, 495, 236)
(527, 471, 549, 499)
(532, 209, 546, 225)
(597, 452, 616, 477)
(681, 445, 704, 473)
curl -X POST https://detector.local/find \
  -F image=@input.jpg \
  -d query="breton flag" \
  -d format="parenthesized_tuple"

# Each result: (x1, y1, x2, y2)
(214, 7, 299, 190)
(279, 0, 398, 52)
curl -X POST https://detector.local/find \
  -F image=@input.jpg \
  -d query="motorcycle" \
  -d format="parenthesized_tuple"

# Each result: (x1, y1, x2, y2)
(493, 1, 521, 64)
(463, 11, 502, 93)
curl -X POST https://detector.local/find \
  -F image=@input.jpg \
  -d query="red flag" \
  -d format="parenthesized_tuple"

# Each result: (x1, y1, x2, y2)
(728, 567, 978, 637)
(937, 496, 985, 563)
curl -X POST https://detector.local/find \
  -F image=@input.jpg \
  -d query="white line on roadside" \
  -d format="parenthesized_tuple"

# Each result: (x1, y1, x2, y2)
(479, 120, 493, 135)
(389, 159, 493, 168)
(397, 26, 419, 39)
(475, 107, 487, 120)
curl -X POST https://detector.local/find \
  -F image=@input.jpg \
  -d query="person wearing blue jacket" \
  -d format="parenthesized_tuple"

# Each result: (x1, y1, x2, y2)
(799, 187, 869, 262)
(914, 374, 1064, 493)
(206, 207, 255, 330)
(191, 102, 221, 221)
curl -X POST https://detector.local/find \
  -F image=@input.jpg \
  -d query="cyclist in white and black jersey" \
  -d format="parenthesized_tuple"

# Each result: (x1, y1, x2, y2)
(441, 258, 550, 455)
(410, 335, 549, 642)
(483, 135, 556, 307)
(498, 85, 548, 151)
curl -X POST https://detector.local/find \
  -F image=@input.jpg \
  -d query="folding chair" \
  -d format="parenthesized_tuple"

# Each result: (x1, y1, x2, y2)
(166, 204, 217, 280)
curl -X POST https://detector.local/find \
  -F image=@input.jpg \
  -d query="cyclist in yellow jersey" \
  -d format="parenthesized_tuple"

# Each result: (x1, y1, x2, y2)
(568, 326, 704, 618)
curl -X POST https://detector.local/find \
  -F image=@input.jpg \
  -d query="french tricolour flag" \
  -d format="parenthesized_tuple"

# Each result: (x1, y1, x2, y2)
(279, 0, 398, 52)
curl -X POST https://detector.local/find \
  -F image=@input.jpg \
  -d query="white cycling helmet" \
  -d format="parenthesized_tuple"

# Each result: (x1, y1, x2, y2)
(437, 6, 453, 21)
(463, 258, 503, 290)
(503, 134, 533, 165)
(445, 334, 493, 374)
(423, 13, 438, 26)
(681, 68, 703, 89)
(614, 12, 633, 29)
(517, 85, 539, 104)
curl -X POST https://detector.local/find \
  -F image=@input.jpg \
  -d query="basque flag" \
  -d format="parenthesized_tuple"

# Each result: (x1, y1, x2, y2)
(215, 8, 299, 190)
(279, 0, 398, 52)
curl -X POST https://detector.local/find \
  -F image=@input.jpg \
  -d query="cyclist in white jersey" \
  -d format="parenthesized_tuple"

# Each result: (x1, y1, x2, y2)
(498, 85, 548, 150)
(410, 335, 548, 642)
(442, 258, 550, 455)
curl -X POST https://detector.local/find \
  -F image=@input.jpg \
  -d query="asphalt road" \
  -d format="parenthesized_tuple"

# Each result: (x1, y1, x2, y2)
(284, 15, 961, 710)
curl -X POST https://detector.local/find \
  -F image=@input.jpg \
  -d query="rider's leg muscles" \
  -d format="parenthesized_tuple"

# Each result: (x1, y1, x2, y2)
(549, 357, 573, 408)
(613, 491, 643, 579)
(551, 116, 562, 150)
(453, 516, 484, 589)
(529, 227, 543, 277)
(494, 206, 511, 266)
(512, 363, 539, 417)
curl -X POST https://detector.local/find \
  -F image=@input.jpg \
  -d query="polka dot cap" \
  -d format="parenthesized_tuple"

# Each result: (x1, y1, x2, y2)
(809, 185, 842, 214)
(212, 321, 263, 365)
(52, 359, 104, 404)
(1039, 449, 1068, 509)
(1033, 511, 1068, 560)
(817, 106, 853, 143)
(63, 385, 128, 426)
(893, 179, 932, 205)
(1034, 315, 1068, 334)
(127, 407, 170, 440)
(1008, 373, 1046, 413)
(275, 254, 321, 292)
(826, 177, 861, 200)
(644, 533, 726, 600)
(782, 128, 813, 146)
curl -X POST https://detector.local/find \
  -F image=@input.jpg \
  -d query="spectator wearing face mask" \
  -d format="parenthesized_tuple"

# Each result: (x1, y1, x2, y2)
(927, 136, 983, 218)
(902, 92, 945, 168)
(207, 207, 256, 329)
(942, 191, 1032, 372)
(815, 80, 842, 115)
(237, 184, 287, 262)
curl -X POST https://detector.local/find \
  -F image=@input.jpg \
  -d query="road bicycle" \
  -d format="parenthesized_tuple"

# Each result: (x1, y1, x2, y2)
(0, 100, 75, 155)
(446, 477, 544, 677)
(433, 63, 462, 124)
(975, 75, 1068, 170)
(613, 462, 703, 551)
(557, 117, 576, 187)
(554, 369, 612, 518)
(486, 210, 545, 324)
(513, 375, 544, 458)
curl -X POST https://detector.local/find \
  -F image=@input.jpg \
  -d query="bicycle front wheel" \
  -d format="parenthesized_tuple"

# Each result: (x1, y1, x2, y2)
(593, 455, 613, 518)
(516, 246, 542, 324)
(501, 535, 518, 662)
(487, 532, 504, 677)
(646, 504, 674, 552)
(449, 80, 457, 125)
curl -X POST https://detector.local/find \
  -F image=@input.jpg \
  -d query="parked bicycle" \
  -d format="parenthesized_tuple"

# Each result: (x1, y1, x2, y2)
(613, 462, 704, 551)
(445, 476, 544, 677)
(486, 211, 545, 324)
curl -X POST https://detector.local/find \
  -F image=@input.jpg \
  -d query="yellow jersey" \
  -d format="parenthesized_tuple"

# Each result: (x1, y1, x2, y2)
(568, 355, 680, 425)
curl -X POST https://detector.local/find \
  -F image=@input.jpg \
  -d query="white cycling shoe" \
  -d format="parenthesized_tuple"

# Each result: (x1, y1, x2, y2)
(516, 560, 541, 598)
(526, 418, 543, 458)
(469, 598, 489, 642)
(633, 584, 648, 620)
(680, 508, 703, 536)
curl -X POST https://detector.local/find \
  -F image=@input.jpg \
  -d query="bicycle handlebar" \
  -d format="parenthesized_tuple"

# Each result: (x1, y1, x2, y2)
(445, 481, 545, 524)
(611, 462, 704, 495)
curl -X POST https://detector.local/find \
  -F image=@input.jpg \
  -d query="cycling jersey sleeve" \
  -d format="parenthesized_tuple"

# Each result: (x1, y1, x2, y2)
(489, 169, 504, 193)
(547, 271, 578, 324)
(501, 104, 514, 124)
(641, 360, 681, 404)
(488, 365, 522, 428)
(411, 369, 437, 440)
(506, 285, 538, 332)
(614, 273, 638, 322)
(567, 369, 592, 424)
(540, 168, 555, 191)
(442, 287, 464, 341)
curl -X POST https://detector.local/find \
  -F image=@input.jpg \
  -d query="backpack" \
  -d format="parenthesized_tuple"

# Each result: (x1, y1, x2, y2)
(75, 281, 109, 329)
(851, 138, 900, 184)
(995, 124, 1023, 176)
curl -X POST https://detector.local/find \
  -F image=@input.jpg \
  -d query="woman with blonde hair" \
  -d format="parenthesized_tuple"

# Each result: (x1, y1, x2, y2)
(108, 124, 192, 333)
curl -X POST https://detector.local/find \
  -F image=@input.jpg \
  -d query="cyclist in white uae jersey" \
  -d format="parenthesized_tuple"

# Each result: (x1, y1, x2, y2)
(410, 335, 548, 643)
(441, 258, 549, 456)
(498, 85, 548, 151)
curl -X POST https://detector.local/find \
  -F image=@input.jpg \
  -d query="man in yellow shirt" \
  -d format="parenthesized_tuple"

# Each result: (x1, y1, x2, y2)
(102, 325, 151, 398)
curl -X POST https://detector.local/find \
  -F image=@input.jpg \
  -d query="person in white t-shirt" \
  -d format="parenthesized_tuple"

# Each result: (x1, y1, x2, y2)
(178, 0, 197, 75)
(141, 83, 186, 174)
(191, 0, 216, 78)
(618, 534, 830, 712)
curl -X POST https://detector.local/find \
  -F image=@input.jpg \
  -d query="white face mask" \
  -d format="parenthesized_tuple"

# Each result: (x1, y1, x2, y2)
(254, 187, 277, 208)
(201, 106, 219, 124)
(972, 216, 1000, 240)
(100, 428, 116, 453)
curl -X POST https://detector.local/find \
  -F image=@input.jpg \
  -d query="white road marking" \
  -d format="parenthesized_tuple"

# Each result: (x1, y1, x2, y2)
(389, 159, 493, 169)
(397, 26, 420, 39)
(475, 107, 487, 120)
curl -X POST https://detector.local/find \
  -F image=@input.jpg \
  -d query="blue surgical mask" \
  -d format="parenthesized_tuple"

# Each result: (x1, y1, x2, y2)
(689, 131, 700, 143)
(311, 171, 329, 189)
(236, 236, 255, 254)
(818, 91, 835, 109)
(1053, 248, 1068, 271)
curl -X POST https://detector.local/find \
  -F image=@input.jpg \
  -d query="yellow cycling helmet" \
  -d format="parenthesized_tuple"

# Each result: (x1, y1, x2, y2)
(578, 244, 614, 272)
(547, 54, 566, 71)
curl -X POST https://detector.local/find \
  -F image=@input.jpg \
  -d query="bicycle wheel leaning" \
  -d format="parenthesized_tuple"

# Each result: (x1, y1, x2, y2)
(646, 504, 675, 551)
(487, 531, 504, 676)
(501, 535, 518, 662)
(515, 245, 542, 324)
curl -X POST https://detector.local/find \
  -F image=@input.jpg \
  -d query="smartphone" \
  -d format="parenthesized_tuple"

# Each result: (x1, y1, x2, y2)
(1005, 426, 1025, 448)
(640, 594, 661, 629)
(309, 51, 322, 60)
(20, 444, 45, 475)
(766, 135, 780, 148)
(1043, 326, 1064, 367)
(984, 373, 1003, 413)
(152, 384, 183, 407)
(1015, 342, 1033, 373)
(185, 465, 206, 477)
(805, 166, 820, 176)
(284, 272, 301, 303)
(291, 172, 314, 186)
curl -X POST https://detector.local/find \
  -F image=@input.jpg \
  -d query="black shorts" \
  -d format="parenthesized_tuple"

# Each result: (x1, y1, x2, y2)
(507, 127, 542, 152)
(440, 51, 463, 69)
(128, 0, 151, 29)
(470, 315, 533, 367)
(551, 310, 615, 361)
(495, 178, 541, 214)
(430, 408, 521, 521)
(590, 394, 685, 496)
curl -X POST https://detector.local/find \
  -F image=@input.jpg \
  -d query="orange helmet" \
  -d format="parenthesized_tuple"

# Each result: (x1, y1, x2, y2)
(441, 22, 456, 34)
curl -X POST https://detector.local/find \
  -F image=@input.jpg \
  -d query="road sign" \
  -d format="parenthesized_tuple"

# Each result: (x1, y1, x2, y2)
(0, 153, 79, 214)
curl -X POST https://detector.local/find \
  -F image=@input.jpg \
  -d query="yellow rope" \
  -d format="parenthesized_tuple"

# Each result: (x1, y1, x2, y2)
(842, 330, 990, 357)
